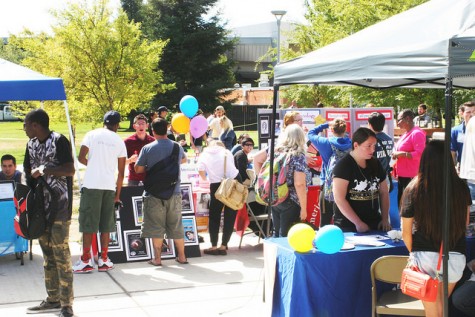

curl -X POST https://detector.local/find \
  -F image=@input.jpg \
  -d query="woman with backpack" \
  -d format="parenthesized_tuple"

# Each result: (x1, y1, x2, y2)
(307, 118, 352, 227)
(270, 124, 310, 237)
(332, 127, 391, 232)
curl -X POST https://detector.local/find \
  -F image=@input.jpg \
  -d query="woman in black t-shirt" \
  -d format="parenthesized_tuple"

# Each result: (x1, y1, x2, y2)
(400, 140, 471, 316)
(332, 127, 391, 232)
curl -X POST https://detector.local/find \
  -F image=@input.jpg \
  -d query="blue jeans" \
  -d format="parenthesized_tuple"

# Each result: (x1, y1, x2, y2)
(452, 280, 475, 316)
(271, 197, 300, 237)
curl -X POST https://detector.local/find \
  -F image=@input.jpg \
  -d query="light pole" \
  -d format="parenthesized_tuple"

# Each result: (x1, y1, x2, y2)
(271, 10, 287, 64)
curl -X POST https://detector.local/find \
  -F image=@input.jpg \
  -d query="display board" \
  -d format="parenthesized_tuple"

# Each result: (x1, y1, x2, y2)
(257, 109, 280, 149)
(257, 107, 395, 147)
(106, 185, 201, 264)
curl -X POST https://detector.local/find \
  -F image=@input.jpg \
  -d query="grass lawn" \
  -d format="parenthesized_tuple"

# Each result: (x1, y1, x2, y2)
(0, 120, 259, 165)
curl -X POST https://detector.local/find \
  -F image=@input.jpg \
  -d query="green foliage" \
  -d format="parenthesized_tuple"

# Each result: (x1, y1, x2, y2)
(122, 0, 237, 114)
(0, 39, 29, 63)
(293, 0, 427, 54)
(8, 0, 170, 124)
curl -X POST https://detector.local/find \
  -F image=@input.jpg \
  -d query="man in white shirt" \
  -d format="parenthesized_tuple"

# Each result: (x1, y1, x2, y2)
(413, 103, 432, 128)
(73, 110, 127, 273)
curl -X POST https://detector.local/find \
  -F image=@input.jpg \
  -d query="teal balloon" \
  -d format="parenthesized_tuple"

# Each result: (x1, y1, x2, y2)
(314, 225, 344, 254)
(179, 95, 199, 118)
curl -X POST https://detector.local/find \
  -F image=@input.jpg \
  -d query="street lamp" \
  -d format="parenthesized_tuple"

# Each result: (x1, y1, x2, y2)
(271, 10, 287, 64)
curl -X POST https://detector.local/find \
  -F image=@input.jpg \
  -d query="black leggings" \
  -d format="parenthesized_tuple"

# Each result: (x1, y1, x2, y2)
(208, 182, 237, 247)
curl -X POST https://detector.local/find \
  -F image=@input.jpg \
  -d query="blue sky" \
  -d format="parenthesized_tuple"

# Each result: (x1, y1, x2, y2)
(0, 0, 306, 37)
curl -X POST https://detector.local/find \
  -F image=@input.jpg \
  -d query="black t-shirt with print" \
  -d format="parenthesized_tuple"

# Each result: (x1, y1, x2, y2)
(24, 132, 74, 221)
(332, 154, 386, 231)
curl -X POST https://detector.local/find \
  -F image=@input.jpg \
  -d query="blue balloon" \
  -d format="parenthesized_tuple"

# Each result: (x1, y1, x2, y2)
(314, 225, 344, 254)
(179, 95, 199, 118)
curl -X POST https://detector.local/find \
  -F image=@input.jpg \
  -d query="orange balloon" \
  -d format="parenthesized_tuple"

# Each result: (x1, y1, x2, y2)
(171, 113, 190, 134)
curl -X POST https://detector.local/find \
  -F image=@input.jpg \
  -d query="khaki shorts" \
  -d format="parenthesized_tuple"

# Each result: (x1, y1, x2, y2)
(78, 188, 116, 233)
(141, 194, 184, 239)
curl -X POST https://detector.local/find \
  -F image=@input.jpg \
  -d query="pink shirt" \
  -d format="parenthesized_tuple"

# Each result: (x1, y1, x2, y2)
(394, 126, 426, 178)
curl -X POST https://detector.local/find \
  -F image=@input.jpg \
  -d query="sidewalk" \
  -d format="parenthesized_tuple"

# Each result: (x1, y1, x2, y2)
(0, 233, 269, 317)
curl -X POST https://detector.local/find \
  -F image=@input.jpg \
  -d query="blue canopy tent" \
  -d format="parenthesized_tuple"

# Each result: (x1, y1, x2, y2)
(0, 58, 66, 100)
(0, 58, 80, 184)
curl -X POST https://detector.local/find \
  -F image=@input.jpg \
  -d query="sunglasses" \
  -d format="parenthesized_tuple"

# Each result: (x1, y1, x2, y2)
(397, 117, 406, 123)
(243, 143, 254, 147)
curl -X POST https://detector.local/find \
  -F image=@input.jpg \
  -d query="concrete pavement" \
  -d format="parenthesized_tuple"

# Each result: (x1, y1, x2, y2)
(0, 233, 269, 317)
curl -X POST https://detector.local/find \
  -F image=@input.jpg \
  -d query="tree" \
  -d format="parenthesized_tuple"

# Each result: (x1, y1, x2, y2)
(122, 0, 237, 114)
(9, 0, 169, 124)
(0, 38, 29, 64)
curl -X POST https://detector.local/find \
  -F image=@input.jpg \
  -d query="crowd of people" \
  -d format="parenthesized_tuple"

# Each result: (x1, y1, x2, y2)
(3, 100, 475, 317)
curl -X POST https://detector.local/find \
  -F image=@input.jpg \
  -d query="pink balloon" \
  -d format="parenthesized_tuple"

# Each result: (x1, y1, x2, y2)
(190, 115, 208, 138)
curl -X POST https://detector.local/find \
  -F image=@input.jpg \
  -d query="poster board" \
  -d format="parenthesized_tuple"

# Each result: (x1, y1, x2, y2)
(257, 107, 394, 145)
(105, 185, 201, 264)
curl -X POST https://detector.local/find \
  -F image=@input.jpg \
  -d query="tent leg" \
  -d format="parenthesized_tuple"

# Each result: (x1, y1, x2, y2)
(266, 85, 280, 236)
(63, 101, 82, 188)
(442, 77, 453, 317)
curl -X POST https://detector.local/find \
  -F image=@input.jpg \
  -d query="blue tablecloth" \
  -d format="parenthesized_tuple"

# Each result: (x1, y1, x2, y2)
(264, 232, 408, 317)
(264, 233, 475, 317)
(389, 180, 400, 228)
(0, 200, 28, 256)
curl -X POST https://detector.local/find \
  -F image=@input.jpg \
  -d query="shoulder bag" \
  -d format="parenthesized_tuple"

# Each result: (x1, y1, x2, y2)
(143, 143, 180, 200)
(214, 153, 248, 210)
(401, 244, 442, 302)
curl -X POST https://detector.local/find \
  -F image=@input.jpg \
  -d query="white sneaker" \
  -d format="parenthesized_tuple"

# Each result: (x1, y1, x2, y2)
(73, 257, 94, 273)
(98, 257, 114, 272)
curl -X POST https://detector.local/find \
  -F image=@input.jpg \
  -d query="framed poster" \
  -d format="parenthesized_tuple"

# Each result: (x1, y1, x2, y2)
(132, 196, 144, 226)
(260, 115, 270, 138)
(182, 216, 199, 246)
(123, 230, 151, 261)
(195, 192, 210, 217)
(180, 183, 194, 214)
(97, 221, 123, 252)
(150, 237, 176, 260)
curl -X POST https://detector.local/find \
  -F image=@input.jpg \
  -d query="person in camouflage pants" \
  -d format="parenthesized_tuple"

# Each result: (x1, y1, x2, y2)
(23, 109, 76, 317)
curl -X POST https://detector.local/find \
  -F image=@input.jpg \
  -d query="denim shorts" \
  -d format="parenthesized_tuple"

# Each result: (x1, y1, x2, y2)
(410, 251, 466, 283)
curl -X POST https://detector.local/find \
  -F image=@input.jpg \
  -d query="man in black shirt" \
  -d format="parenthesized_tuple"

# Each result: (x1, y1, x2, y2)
(23, 109, 75, 317)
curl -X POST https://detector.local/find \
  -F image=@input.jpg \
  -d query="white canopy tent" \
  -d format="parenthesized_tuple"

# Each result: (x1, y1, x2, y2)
(274, 0, 475, 89)
(0, 58, 81, 185)
(269, 1, 475, 313)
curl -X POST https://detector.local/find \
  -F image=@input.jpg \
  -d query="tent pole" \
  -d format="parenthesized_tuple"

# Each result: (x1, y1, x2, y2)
(63, 101, 82, 188)
(442, 77, 453, 317)
(266, 85, 279, 236)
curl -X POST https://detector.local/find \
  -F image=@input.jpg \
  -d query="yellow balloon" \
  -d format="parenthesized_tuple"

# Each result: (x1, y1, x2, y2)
(171, 113, 191, 134)
(287, 223, 316, 253)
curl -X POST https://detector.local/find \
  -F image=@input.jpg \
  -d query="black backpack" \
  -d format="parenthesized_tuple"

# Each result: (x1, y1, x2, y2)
(143, 143, 180, 200)
(14, 177, 57, 240)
